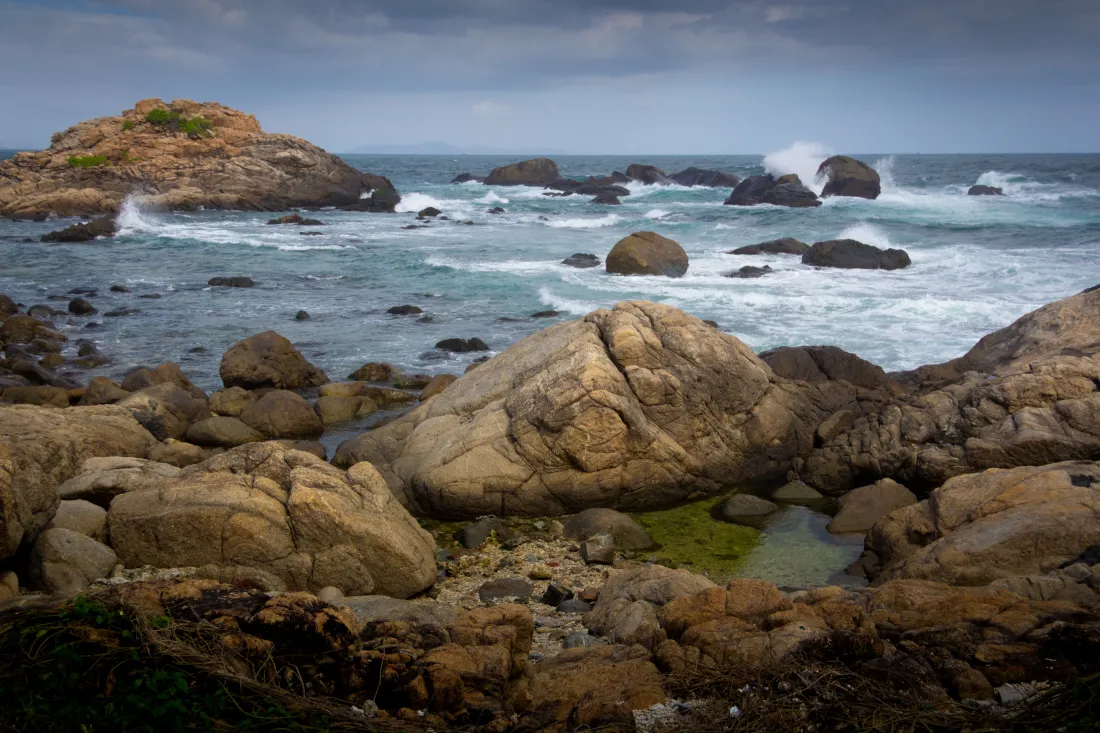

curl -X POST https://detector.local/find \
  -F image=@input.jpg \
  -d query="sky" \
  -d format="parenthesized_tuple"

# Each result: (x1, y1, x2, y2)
(1, 0, 1098, 153)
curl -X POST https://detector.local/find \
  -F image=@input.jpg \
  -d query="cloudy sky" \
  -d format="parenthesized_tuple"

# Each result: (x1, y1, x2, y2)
(1, 0, 1098, 153)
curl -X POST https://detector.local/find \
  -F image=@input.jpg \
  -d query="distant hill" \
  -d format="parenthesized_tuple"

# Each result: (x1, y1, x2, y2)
(344, 141, 568, 155)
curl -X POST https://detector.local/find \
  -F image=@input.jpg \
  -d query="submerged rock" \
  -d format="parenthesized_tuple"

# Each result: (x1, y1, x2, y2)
(435, 337, 489, 353)
(1, 98, 395, 218)
(208, 276, 254, 288)
(668, 167, 741, 188)
(818, 155, 882, 199)
(606, 231, 689, 277)
(450, 172, 484, 184)
(40, 215, 118, 242)
(724, 175, 821, 208)
(562, 253, 601, 268)
(802, 239, 911, 270)
(730, 237, 809, 256)
(720, 494, 778, 525)
(726, 265, 773, 279)
(625, 164, 671, 185)
(969, 185, 1005, 196)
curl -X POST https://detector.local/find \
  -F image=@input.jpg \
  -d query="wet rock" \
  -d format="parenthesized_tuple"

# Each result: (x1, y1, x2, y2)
(720, 494, 778, 525)
(417, 206, 441, 217)
(348, 362, 397, 382)
(542, 583, 574, 607)
(969, 185, 1004, 196)
(110, 284, 131, 293)
(625, 164, 671, 185)
(435, 337, 489, 353)
(562, 253, 601, 268)
(220, 330, 328, 389)
(387, 304, 423, 315)
(29, 528, 117, 592)
(239, 390, 324, 438)
(295, 310, 310, 320)
(478, 577, 534, 602)
(591, 194, 621, 205)
(730, 237, 809, 256)
(726, 265, 773, 279)
(563, 508, 654, 550)
(419, 373, 456, 401)
(208, 276, 255, 288)
(558, 599, 592, 614)
(68, 297, 96, 315)
(267, 214, 325, 226)
(450, 172, 484, 184)
(40, 215, 118, 242)
(531, 310, 561, 318)
(827, 478, 917, 534)
(2, 315, 65, 344)
(342, 187, 400, 213)
(724, 175, 821, 208)
(818, 155, 882, 199)
(581, 533, 616, 564)
(606, 231, 689, 277)
(803, 239, 911, 270)
(484, 157, 560, 186)
(488, 206, 505, 214)
(668, 167, 741, 188)
(104, 308, 140, 317)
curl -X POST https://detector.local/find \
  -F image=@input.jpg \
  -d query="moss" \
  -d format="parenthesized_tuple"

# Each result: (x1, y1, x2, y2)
(122, 120, 134, 131)
(632, 495, 760, 582)
(67, 154, 108, 168)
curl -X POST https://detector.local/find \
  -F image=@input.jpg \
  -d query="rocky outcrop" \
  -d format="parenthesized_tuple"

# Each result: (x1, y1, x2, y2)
(0, 405, 155, 561)
(108, 442, 437, 597)
(625, 164, 671, 185)
(724, 175, 821, 208)
(730, 237, 809, 255)
(826, 478, 916, 534)
(450, 172, 485, 184)
(969, 185, 1004, 196)
(859, 462, 1100, 585)
(668, 168, 741, 188)
(759, 344, 903, 395)
(605, 232, 689, 277)
(0, 98, 397, 217)
(803, 239, 911, 270)
(800, 288, 1100, 493)
(334, 301, 881, 517)
(40, 215, 117, 243)
(219, 331, 328, 390)
(817, 155, 881, 199)
(484, 157, 560, 186)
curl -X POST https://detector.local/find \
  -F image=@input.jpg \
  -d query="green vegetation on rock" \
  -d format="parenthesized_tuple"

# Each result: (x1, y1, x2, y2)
(144, 109, 213, 138)
(67, 155, 108, 168)
(121, 120, 134, 131)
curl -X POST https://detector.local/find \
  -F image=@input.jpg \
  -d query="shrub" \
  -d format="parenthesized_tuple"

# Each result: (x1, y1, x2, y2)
(144, 108, 177, 126)
(67, 155, 108, 168)
(179, 116, 212, 138)
(144, 109, 214, 138)
(122, 120, 134, 131)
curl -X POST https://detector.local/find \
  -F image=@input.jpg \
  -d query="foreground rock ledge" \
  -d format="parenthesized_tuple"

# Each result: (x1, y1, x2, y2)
(336, 301, 884, 517)
(0, 98, 397, 217)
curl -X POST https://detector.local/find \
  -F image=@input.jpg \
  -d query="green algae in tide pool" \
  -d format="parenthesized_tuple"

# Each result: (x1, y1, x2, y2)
(631, 495, 760, 581)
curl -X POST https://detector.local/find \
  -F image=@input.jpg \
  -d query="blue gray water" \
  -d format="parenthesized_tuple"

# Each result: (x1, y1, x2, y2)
(2, 149, 1098, 392)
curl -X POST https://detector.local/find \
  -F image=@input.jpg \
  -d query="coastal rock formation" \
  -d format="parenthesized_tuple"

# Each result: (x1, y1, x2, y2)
(108, 442, 437, 597)
(724, 175, 821, 208)
(969, 185, 1005, 196)
(800, 286, 1100, 493)
(484, 157, 560, 186)
(562, 253, 601, 268)
(0, 99, 397, 218)
(817, 155, 882, 199)
(0, 404, 155, 561)
(40, 215, 117, 243)
(759, 344, 903, 395)
(219, 331, 328, 390)
(803, 239, 911, 270)
(730, 238, 809, 255)
(726, 265, 772, 279)
(605, 231, 689, 277)
(334, 301, 879, 517)
(860, 462, 1100, 586)
(668, 168, 741, 188)
(625, 164, 671, 185)
(450, 172, 485, 184)
(826, 478, 916, 534)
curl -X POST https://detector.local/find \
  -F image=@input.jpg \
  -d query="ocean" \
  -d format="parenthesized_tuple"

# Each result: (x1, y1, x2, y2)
(2, 148, 1098, 393)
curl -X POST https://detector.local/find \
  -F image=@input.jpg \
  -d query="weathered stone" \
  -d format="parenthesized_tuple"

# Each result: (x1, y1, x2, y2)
(185, 416, 265, 448)
(108, 443, 437, 597)
(419, 374, 457, 401)
(29, 528, 117, 592)
(562, 253, 601, 269)
(239, 390, 323, 438)
(562, 508, 654, 550)
(57, 456, 180, 507)
(730, 238, 809, 255)
(348, 362, 398, 382)
(341, 595, 457, 626)
(817, 156, 881, 199)
(0, 405, 154, 559)
(760, 344, 902, 394)
(478, 578, 534, 602)
(669, 167, 740, 188)
(606, 231, 689, 278)
(484, 157, 560, 186)
(969, 185, 1004, 196)
(78, 377, 129, 406)
(581, 534, 616, 564)
(803, 240, 911, 270)
(208, 386, 256, 417)
(772, 480, 823, 502)
(827, 478, 917, 534)
(720, 493, 778, 525)
(148, 440, 208, 468)
(44, 499, 107, 541)
(2, 385, 70, 407)
(313, 395, 377, 425)
(117, 383, 211, 441)
(219, 331, 327, 390)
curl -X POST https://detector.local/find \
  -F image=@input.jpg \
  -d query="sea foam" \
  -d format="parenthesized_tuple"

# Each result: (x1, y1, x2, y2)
(763, 141, 831, 194)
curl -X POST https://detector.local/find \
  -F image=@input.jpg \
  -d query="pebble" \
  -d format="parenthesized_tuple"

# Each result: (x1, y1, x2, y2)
(556, 599, 592, 614)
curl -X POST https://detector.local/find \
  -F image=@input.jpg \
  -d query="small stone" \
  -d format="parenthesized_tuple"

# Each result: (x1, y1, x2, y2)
(387, 304, 423, 315)
(529, 564, 553, 580)
(477, 577, 534, 602)
(318, 586, 345, 604)
(535, 617, 567, 628)
(563, 632, 605, 649)
(556, 599, 592, 614)
(581, 533, 615, 564)
(541, 583, 574, 607)
(295, 310, 311, 320)
(68, 298, 97, 316)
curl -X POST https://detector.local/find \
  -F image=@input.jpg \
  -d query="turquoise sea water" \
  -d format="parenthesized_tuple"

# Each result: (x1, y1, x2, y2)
(2, 151, 1099, 392)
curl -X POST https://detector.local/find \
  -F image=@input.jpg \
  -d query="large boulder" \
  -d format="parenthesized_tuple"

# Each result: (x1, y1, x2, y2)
(668, 167, 741, 188)
(0, 98, 396, 218)
(826, 478, 917, 534)
(817, 155, 881, 199)
(116, 384, 211, 441)
(483, 157, 560, 186)
(334, 301, 875, 516)
(861, 462, 1100, 585)
(57, 457, 181, 507)
(185, 416, 265, 447)
(561, 508, 654, 550)
(239, 390, 324, 438)
(120, 362, 206, 400)
(605, 232, 689, 278)
(800, 288, 1100, 494)
(802, 239, 911, 270)
(219, 331, 328, 390)
(108, 442, 437, 597)
(625, 164, 671, 185)
(41, 215, 118, 243)
(28, 528, 117, 592)
(759, 344, 903, 395)
(724, 175, 821, 208)
(0, 405, 155, 560)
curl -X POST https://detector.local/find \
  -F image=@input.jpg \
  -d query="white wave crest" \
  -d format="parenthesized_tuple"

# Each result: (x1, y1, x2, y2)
(116, 195, 158, 234)
(476, 191, 509, 205)
(538, 286, 599, 315)
(875, 156, 897, 190)
(763, 141, 832, 194)
(644, 209, 670, 219)
(543, 214, 620, 229)
(394, 192, 448, 213)
(836, 222, 895, 249)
